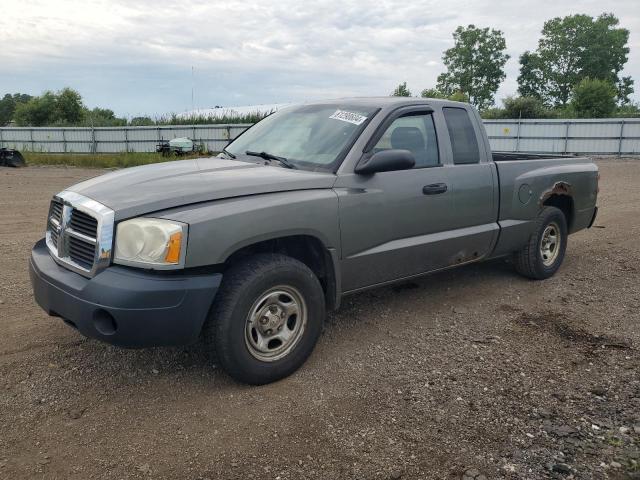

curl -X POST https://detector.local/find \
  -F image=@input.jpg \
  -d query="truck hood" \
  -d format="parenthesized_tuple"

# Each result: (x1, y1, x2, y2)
(68, 157, 336, 220)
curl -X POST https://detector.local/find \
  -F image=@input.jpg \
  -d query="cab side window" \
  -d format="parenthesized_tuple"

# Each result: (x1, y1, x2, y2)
(373, 113, 439, 168)
(442, 107, 480, 164)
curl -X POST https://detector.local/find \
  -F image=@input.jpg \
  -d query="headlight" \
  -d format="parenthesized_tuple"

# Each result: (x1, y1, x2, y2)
(114, 218, 187, 268)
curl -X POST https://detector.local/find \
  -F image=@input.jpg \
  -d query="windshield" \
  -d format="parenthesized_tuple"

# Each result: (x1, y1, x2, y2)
(225, 104, 379, 171)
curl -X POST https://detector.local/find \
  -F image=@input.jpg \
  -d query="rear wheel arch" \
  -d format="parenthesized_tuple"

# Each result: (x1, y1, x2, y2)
(542, 191, 574, 232)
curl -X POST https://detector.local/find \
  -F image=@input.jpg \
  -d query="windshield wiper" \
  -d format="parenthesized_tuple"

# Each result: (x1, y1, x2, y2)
(221, 147, 236, 159)
(245, 150, 297, 169)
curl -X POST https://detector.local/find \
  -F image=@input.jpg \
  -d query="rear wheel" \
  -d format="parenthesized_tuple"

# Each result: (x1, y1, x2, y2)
(514, 206, 568, 280)
(204, 254, 325, 385)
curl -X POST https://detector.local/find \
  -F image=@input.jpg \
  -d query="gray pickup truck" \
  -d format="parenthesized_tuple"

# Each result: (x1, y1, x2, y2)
(29, 98, 599, 384)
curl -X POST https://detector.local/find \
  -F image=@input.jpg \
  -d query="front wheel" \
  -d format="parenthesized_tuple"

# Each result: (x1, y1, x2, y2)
(514, 206, 568, 280)
(204, 254, 325, 385)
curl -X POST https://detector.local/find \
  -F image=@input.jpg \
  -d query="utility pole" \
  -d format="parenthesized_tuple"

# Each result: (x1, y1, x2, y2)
(191, 66, 195, 114)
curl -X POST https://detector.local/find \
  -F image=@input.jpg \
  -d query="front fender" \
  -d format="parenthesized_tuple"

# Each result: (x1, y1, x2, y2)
(155, 190, 341, 268)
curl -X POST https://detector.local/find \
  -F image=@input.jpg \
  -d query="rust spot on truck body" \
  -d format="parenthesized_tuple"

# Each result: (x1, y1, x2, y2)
(539, 181, 573, 207)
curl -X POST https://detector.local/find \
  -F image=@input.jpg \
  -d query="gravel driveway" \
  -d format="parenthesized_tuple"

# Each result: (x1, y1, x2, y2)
(0, 159, 638, 479)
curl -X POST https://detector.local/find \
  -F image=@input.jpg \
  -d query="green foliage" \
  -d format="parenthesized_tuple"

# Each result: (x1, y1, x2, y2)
(480, 96, 558, 119)
(448, 91, 469, 103)
(158, 112, 267, 125)
(479, 108, 505, 119)
(617, 76, 635, 106)
(420, 88, 468, 103)
(436, 25, 509, 110)
(83, 108, 127, 127)
(0, 93, 32, 125)
(4, 87, 265, 127)
(517, 13, 633, 106)
(569, 78, 617, 118)
(391, 82, 412, 97)
(129, 116, 155, 126)
(14, 89, 86, 126)
(55, 88, 85, 124)
(14, 91, 58, 126)
(420, 88, 446, 99)
(502, 96, 551, 118)
(614, 102, 640, 118)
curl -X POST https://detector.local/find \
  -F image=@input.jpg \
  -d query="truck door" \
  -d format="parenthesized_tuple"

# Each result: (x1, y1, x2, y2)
(335, 108, 459, 292)
(438, 106, 499, 262)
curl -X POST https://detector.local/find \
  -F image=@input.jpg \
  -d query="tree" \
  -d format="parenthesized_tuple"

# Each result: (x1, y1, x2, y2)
(448, 91, 469, 103)
(517, 52, 545, 100)
(0, 93, 32, 125)
(129, 116, 154, 126)
(391, 82, 412, 97)
(420, 88, 468, 103)
(502, 96, 550, 119)
(569, 78, 617, 118)
(617, 76, 634, 106)
(13, 88, 87, 126)
(55, 88, 84, 124)
(436, 25, 509, 110)
(85, 108, 127, 127)
(420, 88, 446, 99)
(14, 91, 58, 126)
(517, 13, 633, 106)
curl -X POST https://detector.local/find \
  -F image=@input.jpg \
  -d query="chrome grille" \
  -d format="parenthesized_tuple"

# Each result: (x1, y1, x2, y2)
(69, 209, 98, 238)
(45, 191, 115, 278)
(47, 200, 63, 248)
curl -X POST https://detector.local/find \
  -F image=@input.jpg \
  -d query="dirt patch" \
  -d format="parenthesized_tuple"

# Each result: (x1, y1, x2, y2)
(515, 310, 633, 349)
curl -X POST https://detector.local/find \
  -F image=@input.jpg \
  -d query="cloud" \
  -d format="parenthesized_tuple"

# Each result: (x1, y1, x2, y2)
(1, 0, 638, 116)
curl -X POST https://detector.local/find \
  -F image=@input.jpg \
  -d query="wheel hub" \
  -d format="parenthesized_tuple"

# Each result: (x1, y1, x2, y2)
(257, 305, 285, 335)
(540, 222, 561, 267)
(245, 286, 307, 362)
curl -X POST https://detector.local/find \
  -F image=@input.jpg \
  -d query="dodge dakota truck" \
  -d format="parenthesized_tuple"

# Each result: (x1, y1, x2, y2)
(29, 98, 599, 384)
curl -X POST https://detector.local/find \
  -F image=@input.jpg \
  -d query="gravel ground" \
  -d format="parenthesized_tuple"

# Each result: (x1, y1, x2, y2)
(0, 159, 639, 480)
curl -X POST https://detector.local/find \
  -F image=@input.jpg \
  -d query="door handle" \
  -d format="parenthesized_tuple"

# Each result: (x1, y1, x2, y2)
(423, 183, 448, 195)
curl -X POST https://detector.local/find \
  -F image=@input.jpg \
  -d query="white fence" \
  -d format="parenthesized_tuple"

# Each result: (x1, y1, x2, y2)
(0, 124, 251, 154)
(1, 119, 639, 155)
(484, 118, 640, 154)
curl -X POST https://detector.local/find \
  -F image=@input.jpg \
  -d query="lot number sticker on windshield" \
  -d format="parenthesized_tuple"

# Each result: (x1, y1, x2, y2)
(329, 110, 368, 126)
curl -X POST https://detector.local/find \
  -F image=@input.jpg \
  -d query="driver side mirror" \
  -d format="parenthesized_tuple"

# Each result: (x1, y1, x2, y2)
(355, 149, 415, 175)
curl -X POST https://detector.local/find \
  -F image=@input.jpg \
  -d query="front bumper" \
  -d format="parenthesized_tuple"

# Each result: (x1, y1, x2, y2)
(29, 238, 222, 347)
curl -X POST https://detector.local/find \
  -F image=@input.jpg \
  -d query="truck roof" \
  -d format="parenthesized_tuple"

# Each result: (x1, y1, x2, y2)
(305, 96, 471, 110)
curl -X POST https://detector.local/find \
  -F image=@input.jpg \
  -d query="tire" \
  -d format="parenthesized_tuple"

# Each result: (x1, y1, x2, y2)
(204, 253, 325, 385)
(514, 206, 568, 280)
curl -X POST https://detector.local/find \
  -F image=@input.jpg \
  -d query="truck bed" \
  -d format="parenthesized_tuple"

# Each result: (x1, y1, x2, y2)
(489, 154, 598, 258)
(493, 152, 576, 162)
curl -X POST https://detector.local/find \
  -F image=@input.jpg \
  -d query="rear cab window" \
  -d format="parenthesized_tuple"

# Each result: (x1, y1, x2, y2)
(443, 107, 480, 165)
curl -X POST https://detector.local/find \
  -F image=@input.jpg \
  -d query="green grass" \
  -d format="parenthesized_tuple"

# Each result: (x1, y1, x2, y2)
(24, 152, 215, 169)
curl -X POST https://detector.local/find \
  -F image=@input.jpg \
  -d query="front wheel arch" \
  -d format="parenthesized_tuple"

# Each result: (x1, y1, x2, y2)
(222, 234, 339, 310)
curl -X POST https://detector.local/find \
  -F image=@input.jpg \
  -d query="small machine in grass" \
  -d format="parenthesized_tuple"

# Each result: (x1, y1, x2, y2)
(156, 137, 204, 157)
(0, 148, 26, 167)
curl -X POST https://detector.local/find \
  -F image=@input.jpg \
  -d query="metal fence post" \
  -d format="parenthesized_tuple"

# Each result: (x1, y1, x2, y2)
(91, 126, 96, 153)
(515, 119, 521, 152)
(62, 129, 67, 153)
(30, 128, 35, 152)
(563, 122, 570, 154)
(618, 120, 625, 156)
(0, 128, 3, 148)
(124, 128, 129, 153)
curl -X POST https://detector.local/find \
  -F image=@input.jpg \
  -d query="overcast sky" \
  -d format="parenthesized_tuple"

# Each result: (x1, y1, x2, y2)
(2, 0, 638, 117)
